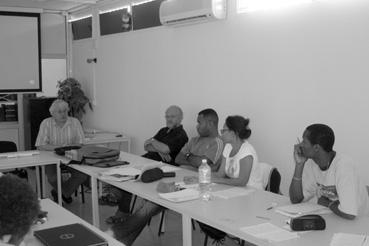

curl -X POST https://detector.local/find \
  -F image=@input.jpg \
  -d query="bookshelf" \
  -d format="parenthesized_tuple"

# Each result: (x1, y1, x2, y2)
(0, 94, 25, 150)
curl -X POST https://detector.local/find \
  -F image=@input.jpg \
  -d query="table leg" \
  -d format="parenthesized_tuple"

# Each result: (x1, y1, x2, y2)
(91, 177, 100, 227)
(56, 163, 62, 205)
(35, 166, 41, 198)
(182, 214, 192, 246)
(41, 166, 46, 198)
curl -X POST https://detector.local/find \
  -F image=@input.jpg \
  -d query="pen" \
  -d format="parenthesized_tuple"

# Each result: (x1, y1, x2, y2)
(256, 216, 270, 220)
(266, 202, 277, 210)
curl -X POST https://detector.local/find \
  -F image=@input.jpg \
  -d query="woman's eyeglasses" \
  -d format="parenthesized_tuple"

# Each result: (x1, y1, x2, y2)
(220, 129, 230, 134)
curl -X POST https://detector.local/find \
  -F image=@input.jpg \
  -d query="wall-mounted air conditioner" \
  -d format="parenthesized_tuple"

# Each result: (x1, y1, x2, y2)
(159, 0, 227, 26)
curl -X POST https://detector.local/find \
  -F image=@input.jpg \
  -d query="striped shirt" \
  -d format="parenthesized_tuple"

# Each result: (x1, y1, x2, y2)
(180, 136, 223, 169)
(35, 117, 84, 147)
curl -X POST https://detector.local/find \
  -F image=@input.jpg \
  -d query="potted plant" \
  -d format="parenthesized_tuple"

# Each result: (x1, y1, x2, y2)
(57, 77, 93, 122)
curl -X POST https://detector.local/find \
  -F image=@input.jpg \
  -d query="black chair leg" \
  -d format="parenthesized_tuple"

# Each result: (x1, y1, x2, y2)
(204, 234, 208, 246)
(158, 210, 165, 236)
(80, 184, 85, 203)
(130, 195, 137, 213)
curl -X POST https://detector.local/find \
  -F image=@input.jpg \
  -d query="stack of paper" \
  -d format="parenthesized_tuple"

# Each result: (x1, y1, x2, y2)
(212, 187, 255, 199)
(99, 167, 141, 182)
(158, 188, 199, 203)
(275, 202, 331, 218)
(330, 233, 368, 246)
(240, 222, 299, 242)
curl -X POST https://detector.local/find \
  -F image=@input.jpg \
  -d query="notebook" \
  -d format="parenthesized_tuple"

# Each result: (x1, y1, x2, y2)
(34, 223, 108, 246)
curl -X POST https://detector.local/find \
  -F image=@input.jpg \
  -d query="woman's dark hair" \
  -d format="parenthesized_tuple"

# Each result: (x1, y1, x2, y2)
(305, 124, 335, 152)
(225, 115, 251, 140)
(0, 174, 40, 241)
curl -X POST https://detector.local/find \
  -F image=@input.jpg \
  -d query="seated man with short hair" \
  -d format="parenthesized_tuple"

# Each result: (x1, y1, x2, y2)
(289, 124, 369, 219)
(0, 174, 40, 246)
(105, 105, 188, 224)
(35, 99, 88, 204)
(175, 108, 223, 171)
(111, 108, 223, 246)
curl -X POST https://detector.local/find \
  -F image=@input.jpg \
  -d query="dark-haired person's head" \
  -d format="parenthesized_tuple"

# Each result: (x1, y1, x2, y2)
(0, 174, 40, 246)
(304, 124, 335, 153)
(196, 108, 219, 137)
(221, 116, 251, 143)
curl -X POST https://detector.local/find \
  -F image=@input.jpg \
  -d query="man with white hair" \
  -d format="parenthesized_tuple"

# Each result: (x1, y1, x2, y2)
(35, 99, 87, 204)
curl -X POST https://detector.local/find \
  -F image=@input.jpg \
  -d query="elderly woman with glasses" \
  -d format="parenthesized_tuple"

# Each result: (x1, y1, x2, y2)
(212, 115, 263, 189)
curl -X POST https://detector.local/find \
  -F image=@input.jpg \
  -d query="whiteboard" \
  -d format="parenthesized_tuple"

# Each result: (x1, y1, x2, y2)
(0, 12, 41, 92)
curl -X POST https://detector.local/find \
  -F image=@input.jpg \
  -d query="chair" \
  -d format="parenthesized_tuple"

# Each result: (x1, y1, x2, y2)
(200, 162, 282, 246)
(0, 141, 17, 153)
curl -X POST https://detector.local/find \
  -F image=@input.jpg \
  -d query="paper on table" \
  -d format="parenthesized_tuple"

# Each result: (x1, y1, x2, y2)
(160, 165, 181, 172)
(158, 188, 199, 203)
(330, 233, 368, 246)
(275, 202, 331, 218)
(99, 167, 141, 181)
(240, 223, 299, 242)
(212, 187, 255, 199)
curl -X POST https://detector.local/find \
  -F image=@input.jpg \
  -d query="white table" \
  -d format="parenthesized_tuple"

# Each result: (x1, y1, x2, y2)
(85, 132, 131, 152)
(23, 199, 125, 246)
(69, 152, 369, 246)
(0, 151, 63, 205)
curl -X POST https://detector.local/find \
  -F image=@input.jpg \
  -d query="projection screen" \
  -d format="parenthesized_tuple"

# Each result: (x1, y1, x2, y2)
(0, 12, 41, 92)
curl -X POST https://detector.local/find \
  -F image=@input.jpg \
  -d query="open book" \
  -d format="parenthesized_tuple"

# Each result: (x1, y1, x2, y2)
(275, 202, 331, 218)
(158, 188, 199, 203)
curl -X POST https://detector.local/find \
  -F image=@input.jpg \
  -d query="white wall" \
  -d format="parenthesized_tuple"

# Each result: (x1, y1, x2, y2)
(74, 0, 369, 193)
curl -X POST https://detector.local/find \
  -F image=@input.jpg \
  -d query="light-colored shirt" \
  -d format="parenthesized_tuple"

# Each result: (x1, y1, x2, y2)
(302, 153, 369, 216)
(222, 141, 263, 189)
(35, 117, 84, 147)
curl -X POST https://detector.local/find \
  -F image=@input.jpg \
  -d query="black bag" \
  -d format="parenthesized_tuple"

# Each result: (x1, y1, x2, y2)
(198, 222, 226, 245)
(71, 146, 120, 166)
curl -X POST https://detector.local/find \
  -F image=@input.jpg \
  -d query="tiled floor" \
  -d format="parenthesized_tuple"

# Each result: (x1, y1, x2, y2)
(60, 191, 242, 246)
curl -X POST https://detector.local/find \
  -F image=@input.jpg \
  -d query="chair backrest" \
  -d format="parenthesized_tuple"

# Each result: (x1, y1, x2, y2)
(259, 162, 281, 194)
(0, 141, 17, 153)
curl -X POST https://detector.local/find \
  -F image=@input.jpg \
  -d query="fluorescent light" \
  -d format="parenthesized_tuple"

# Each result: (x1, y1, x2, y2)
(99, 5, 131, 14)
(237, 0, 313, 13)
(132, 0, 156, 6)
(68, 14, 92, 22)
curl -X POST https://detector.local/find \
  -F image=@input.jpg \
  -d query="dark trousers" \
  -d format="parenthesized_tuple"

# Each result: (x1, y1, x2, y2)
(45, 164, 88, 198)
(112, 200, 164, 246)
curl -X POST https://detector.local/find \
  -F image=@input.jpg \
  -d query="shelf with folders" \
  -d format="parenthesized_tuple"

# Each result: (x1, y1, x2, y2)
(0, 94, 25, 150)
(0, 94, 18, 123)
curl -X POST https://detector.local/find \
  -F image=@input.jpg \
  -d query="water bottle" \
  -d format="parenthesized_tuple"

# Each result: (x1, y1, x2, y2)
(199, 159, 211, 201)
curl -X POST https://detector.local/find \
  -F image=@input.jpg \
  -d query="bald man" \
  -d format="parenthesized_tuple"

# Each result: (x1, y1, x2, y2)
(143, 105, 188, 165)
(104, 106, 188, 225)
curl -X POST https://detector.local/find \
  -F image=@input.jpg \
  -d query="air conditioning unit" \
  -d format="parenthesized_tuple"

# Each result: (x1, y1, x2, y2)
(159, 0, 227, 26)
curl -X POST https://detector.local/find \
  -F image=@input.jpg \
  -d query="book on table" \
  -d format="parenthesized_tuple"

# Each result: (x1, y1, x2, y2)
(34, 223, 108, 246)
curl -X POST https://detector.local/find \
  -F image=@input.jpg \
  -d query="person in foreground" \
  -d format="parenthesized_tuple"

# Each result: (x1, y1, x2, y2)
(105, 105, 188, 224)
(289, 124, 369, 219)
(111, 108, 223, 246)
(0, 174, 40, 246)
(175, 108, 223, 171)
(35, 99, 88, 204)
(212, 115, 263, 189)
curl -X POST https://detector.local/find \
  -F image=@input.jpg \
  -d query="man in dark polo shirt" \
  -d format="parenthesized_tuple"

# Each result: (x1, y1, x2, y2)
(142, 105, 188, 165)
(105, 105, 188, 225)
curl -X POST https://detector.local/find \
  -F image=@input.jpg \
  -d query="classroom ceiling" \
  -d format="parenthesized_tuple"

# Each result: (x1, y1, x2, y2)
(0, 0, 99, 12)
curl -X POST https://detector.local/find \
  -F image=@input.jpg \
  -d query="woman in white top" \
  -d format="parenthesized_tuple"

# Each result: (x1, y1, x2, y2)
(212, 116, 262, 189)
